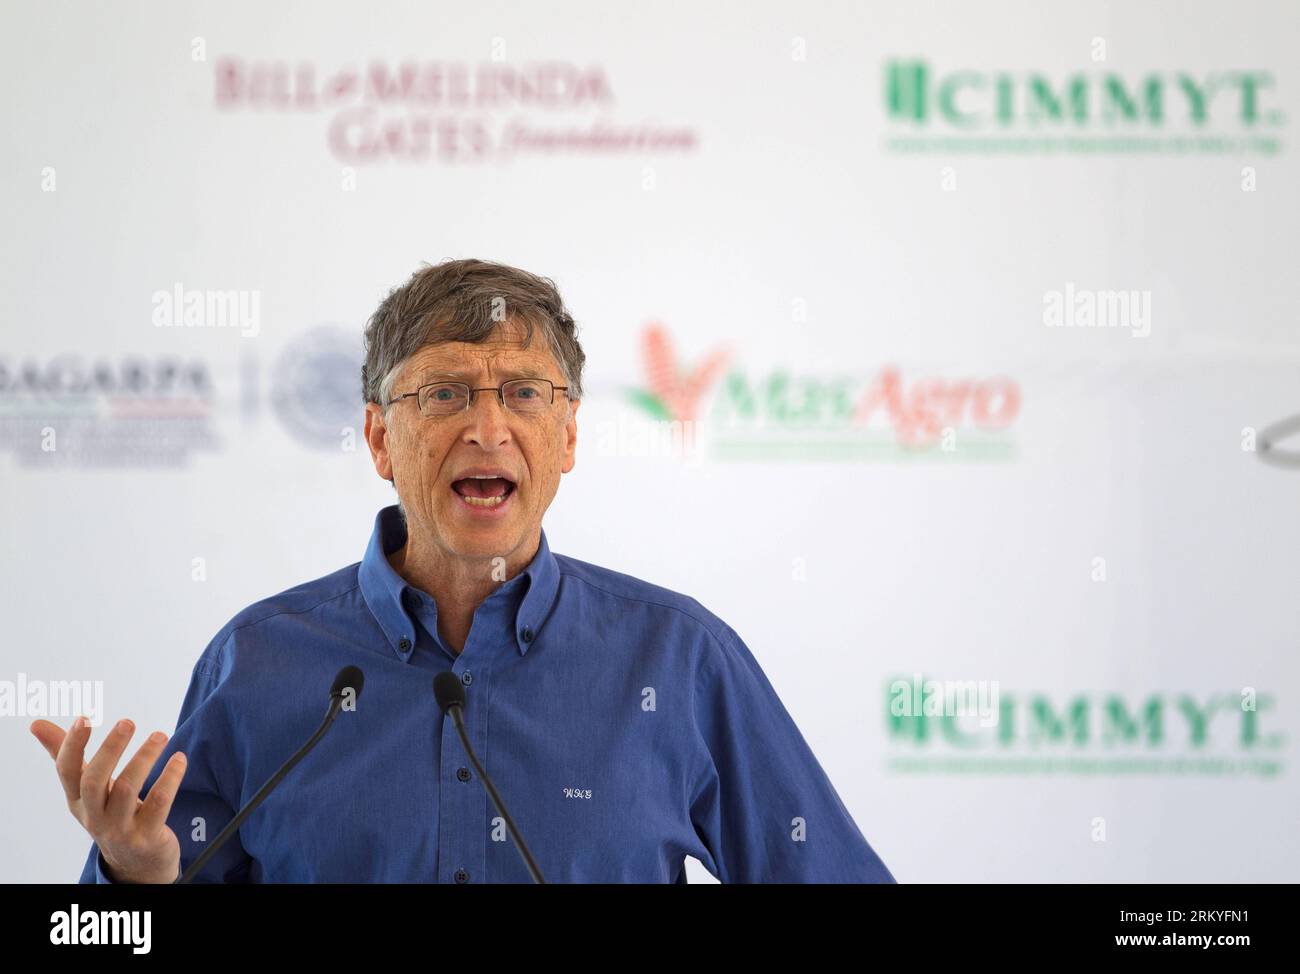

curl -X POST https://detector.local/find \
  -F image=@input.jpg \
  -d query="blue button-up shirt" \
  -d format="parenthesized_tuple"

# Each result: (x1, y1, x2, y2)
(79, 505, 894, 883)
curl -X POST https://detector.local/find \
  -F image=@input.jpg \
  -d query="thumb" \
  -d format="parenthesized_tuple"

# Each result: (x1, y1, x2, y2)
(29, 719, 67, 760)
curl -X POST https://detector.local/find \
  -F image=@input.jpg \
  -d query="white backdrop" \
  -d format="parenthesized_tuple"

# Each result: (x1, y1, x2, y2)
(2, 0, 1297, 883)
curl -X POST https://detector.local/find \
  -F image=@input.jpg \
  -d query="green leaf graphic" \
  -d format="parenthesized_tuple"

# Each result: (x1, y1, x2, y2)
(625, 388, 673, 420)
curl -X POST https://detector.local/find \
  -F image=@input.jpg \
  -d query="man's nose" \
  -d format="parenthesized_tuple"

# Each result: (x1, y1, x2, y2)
(460, 390, 512, 446)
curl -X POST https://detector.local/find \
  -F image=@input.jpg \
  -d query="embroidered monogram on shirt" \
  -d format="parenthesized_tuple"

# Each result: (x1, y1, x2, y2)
(562, 787, 593, 799)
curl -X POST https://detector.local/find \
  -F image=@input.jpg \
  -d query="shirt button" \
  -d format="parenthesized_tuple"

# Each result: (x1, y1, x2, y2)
(398, 637, 411, 652)
(454, 868, 470, 884)
(461, 670, 472, 686)
(457, 766, 471, 782)
(521, 627, 534, 642)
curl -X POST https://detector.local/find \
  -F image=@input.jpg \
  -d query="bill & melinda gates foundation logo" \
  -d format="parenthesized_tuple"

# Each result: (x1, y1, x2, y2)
(613, 324, 1021, 462)
(883, 58, 1284, 155)
(213, 58, 699, 164)
(885, 676, 1285, 778)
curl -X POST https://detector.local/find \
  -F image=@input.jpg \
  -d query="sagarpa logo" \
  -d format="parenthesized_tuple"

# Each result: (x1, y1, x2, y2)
(0, 356, 220, 469)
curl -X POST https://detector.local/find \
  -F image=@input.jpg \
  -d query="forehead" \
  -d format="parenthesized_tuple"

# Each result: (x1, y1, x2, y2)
(403, 328, 556, 380)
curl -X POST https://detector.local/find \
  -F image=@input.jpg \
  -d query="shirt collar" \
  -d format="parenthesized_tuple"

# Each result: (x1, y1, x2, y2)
(358, 504, 560, 660)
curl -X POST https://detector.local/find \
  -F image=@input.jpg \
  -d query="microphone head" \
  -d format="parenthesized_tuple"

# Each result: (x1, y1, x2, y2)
(331, 665, 365, 702)
(433, 671, 466, 714)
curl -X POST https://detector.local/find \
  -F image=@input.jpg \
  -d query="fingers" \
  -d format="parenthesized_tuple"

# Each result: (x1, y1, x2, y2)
(30, 719, 67, 761)
(80, 718, 137, 820)
(52, 717, 94, 805)
(136, 752, 188, 835)
(106, 730, 171, 820)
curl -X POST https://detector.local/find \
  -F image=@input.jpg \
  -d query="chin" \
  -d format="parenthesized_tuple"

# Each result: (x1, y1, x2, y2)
(442, 514, 517, 544)
(454, 533, 521, 563)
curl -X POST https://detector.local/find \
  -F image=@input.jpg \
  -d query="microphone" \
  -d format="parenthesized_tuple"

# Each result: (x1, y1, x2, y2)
(175, 665, 365, 884)
(433, 671, 546, 884)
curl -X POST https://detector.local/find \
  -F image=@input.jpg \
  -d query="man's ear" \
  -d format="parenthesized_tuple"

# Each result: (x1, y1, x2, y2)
(364, 402, 394, 482)
(561, 398, 579, 474)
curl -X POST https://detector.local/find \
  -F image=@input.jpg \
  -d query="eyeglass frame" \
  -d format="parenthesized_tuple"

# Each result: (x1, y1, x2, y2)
(384, 377, 572, 415)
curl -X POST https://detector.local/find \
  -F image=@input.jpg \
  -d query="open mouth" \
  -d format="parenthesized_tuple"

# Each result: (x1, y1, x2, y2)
(450, 476, 517, 511)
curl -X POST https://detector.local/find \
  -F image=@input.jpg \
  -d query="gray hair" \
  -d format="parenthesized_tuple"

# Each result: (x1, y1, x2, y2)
(362, 258, 586, 411)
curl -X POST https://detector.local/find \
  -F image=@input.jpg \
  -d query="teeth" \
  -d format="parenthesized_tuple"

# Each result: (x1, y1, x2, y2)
(460, 494, 507, 508)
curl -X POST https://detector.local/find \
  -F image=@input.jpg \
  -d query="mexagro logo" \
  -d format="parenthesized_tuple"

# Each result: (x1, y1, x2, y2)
(621, 323, 1020, 462)
(883, 58, 1284, 156)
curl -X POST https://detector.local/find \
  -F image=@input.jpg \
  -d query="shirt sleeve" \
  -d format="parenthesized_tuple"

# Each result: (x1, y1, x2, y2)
(688, 621, 896, 883)
(78, 635, 254, 884)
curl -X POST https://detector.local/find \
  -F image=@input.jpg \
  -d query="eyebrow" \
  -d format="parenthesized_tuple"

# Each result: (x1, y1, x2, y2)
(416, 367, 548, 383)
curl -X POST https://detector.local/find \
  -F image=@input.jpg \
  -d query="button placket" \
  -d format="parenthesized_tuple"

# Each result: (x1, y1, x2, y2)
(440, 649, 492, 885)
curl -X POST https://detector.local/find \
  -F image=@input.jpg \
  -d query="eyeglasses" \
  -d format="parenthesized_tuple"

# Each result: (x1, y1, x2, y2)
(386, 378, 570, 417)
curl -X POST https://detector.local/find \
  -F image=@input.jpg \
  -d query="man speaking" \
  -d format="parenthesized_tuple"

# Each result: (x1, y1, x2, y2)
(31, 258, 895, 883)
